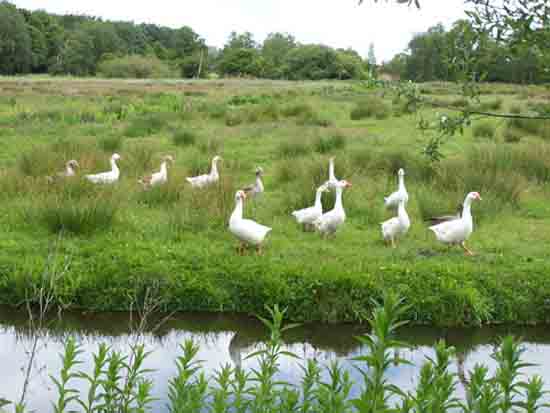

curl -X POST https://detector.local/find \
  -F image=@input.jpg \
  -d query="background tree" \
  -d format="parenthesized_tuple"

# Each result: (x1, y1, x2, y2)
(261, 32, 296, 79)
(218, 32, 263, 77)
(0, 1, 33, 74)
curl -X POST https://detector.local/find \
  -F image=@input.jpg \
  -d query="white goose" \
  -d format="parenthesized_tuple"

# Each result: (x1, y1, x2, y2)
(186, 156, 222, 188)
(381, 198, 411, 248)
(229, 190, 272, 255)
(85, 153, 121, 184)
(243, 166, 264, 198)
(314, 180, 352, 237)
(47, 160, 79, 183)
(384, 168, 409, 209)
(292, 183, 329, 231)
(429, 192, 482, 256)
(326, 157, 339, 190)
(139, 155, 174, 189)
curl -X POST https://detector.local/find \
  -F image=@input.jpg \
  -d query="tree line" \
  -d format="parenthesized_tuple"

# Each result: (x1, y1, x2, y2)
(2, 1, 549, 83)
(383, 19, 550, 84)
(0, 1, 370, 80)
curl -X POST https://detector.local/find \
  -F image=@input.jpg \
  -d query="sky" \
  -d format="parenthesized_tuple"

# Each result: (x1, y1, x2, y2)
(12, 0, 466, 62)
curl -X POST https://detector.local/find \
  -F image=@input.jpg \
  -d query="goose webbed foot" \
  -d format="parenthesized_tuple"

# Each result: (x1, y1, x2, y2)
(461, 242, 474, 256)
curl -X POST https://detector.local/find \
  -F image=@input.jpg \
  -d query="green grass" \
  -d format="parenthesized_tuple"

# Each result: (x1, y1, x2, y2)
(0, 78, 550, 326)
(472, 122, 496, 139)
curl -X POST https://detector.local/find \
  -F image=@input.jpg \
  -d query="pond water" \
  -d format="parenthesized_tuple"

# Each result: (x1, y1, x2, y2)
(1, 306, 550, 412)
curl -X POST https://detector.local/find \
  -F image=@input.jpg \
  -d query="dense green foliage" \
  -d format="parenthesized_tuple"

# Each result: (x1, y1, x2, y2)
(383, 19, 550, 84)
(0, 2, 368, 80)
(0, 79, 550, 326)
(5, 297, 549, 413)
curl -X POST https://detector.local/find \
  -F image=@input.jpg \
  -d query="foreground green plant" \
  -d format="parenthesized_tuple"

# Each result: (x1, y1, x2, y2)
(3, 296, 548, 413)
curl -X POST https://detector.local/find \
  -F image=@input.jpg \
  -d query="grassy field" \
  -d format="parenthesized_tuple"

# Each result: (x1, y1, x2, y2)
(0, 77, 549, 326)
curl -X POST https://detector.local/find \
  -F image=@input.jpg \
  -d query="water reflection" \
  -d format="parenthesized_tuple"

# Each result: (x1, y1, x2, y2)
(1, 306, 550, 412)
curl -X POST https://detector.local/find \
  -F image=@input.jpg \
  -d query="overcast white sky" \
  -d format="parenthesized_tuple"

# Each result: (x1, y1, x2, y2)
(12, 0, 466, 62)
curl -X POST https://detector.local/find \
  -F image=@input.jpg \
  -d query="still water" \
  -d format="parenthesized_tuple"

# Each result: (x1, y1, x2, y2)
(1, 306, 550, 411)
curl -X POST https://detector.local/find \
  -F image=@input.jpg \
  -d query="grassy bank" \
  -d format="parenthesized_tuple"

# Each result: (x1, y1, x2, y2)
(0, 77, 549, 326)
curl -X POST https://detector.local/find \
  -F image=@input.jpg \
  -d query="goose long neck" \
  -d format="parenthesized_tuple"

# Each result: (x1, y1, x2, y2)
(462, 198, 473, 221)
(110, 158, 119, 173)
(398, 174, 405, 190)
(329, 160, 336, 180)
(314, 189, 324, 208)
(160, 162, 168, 177)
(230, 198, 244, 222)
(334, 187, 344, 210)
(66, 165, 75, 175)
(210, 160, 219, 176)
(398, 201, 408, 222)
(256, 174, 263, 189)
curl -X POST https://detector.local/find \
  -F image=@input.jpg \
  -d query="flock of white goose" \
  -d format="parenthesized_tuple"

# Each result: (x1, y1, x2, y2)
(49, 153, 481, 256)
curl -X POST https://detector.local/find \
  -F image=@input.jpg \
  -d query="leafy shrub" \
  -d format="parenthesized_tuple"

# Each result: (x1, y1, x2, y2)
(99, 135, 123, 152)
(173, 130, 197, 147)
(473, 122, 496, 139)
(314, 133, 346, 154)
(350, 97, 390, 120)
(98, 55, 173, 79)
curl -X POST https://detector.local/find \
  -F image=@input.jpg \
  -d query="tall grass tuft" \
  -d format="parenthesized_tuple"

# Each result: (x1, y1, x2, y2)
(99, 135, 123, 152)
(313, 133, 346, 154)
(35, 182, 119, 235)
(277, 140, 311, 159)
(473, 122, 496, 139)
(39, 197, 118, 235)
(172, 130, 197, 147)
(18, 148, 58, 177)
(124, 113, 167, 138)
(350, 96, 391, 120)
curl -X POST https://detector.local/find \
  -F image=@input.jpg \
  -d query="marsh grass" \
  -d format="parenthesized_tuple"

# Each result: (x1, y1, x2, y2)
(224, 109, 244, 127)
(277, 140, 311, 159)
(503, 125, 522, 143)
(509, 117, 550, 140)
(281, 102, 313, 118)
(3, 79, 550, 327)
(124, 113, 167, 137)
(472, 122, 496, 139)
(136, 178, 183, 207)
(313, 133, 346, 154)
(478, 97, 503, 111)
(198, 136, 223, 155)
(36, 192, 118, 235)
(99, 135, 123, 152)
(350, 96, 391, 120)
(18, 148, 59, 177)
(172, 129, 197, 147)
